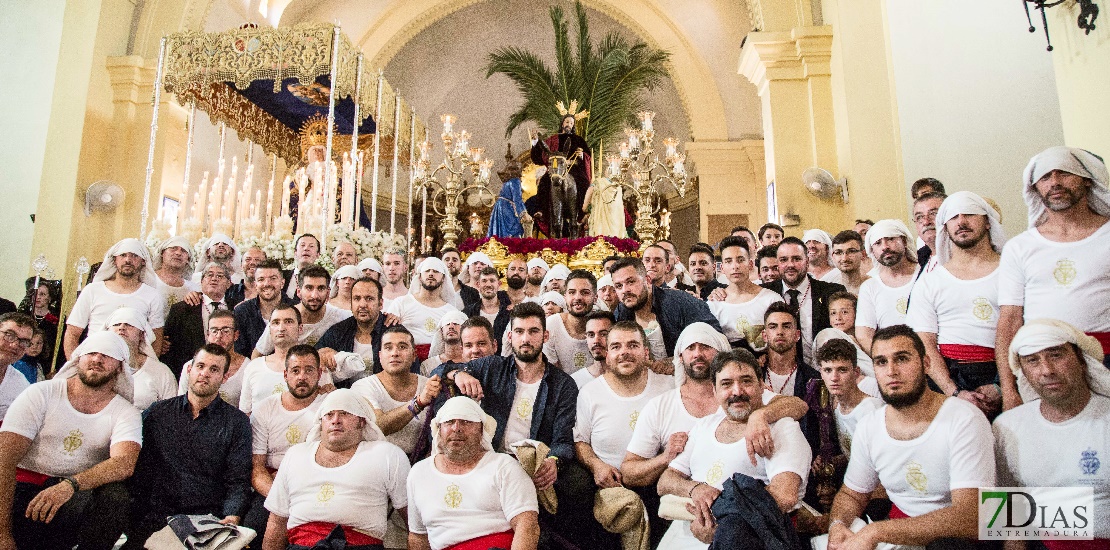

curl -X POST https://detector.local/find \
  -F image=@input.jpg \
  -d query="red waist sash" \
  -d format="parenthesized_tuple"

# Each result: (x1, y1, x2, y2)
(445, 531, 515, 550)
(415, 344, 432, 362)
(888, 503, 910, 520)
(288, 522, 381, 547)
(939, 344, 995, 363)
(1043, 540, 1109, 550)
(1087, 332, 1110, 355)
(15, 468, 50, 486)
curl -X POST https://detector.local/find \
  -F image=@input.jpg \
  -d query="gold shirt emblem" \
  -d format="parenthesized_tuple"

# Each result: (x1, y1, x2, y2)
(273, 384, 285, 395)
(285, 424, 303, 446)
(972, 297, 993, 322)
(317, 482, 335, 503)
(444, 483, 463, 509)
(706, 460, 725, 486)
(629, 410, 640, 430)
(1054, 259, 1077, 287)
(219, 391, 230, 403)
(896, 297, 909, 316)
(516, 396, 534, 420)
(425, 318, 438, 332)
(62, 429, 84, 455)
(906, 460, 927, 494)
(574, 352, 587, 369)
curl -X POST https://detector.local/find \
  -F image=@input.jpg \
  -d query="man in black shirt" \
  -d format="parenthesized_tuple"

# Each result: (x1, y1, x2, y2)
(123, 344, 251, 549)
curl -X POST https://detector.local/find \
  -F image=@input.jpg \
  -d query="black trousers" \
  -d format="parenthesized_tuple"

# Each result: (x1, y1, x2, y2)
(11, 479, 129, 550)
(542, 460, 621, 550)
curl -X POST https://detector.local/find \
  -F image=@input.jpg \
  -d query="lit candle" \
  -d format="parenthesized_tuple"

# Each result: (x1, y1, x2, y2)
(441, 114, 456, 136)
(639, 111, 655, 132)
(626, 130, 640, 150)
(607, 154, 621, 177)
(469, 147, 484, 163)
(419, 140, 430, 162)
(619, 142, 630, 159)
(663, 137, 678, 159)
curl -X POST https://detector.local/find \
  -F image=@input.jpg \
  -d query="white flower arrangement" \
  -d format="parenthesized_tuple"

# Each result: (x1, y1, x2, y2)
(240, 233, 296, 269)
(316, 225, 407, 272)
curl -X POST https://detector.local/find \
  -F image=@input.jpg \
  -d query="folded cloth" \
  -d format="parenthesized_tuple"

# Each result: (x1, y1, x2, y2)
(594, 487, 649, 550)
(333, 351, 372, 382)
(510, 439, 558, 514)
(657, 494, 696, 522)
(144, 514, 256, 550)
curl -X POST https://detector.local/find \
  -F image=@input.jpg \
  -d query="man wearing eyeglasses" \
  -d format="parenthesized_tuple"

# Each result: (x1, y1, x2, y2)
(0, 313, 35, 421)
(160, 262, 234, 378)
(829, 230, 871, 296)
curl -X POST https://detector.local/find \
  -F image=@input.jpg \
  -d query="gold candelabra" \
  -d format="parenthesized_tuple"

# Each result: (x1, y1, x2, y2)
(413, 114, 496, 249)
(605, 111, 696, 244)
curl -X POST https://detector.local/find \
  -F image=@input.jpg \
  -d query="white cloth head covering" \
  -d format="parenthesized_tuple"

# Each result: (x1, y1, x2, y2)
(93, 238, 160, 287)
(409, 257, 464, 309)
(55, 331, 135, 402)
(1008, 318, 1110, 401)
(802, 229, 833, 249)
(357, 257, 383, 275)
(203, 233, 242, 275)
(1022, 146, 1110, 227)
(933, 191, 1008, 267)
(541, 264, 571, 292)
(307, 388, 386, 443)
(527, 258, 550, 272)
(102, 307, 157, 360)
(432, 396, 496, 456)
(540, 291, 566, 310)
(330, 265, 362, 297)
(459, 252, 493, 284)
(864, 219, 915, 262)
(671, 322, 731, 387)
(152, 235, 196, 277)
(429, 310, 469, 357)
(814, 327, 874, 378)
(597, 274, 614, 290)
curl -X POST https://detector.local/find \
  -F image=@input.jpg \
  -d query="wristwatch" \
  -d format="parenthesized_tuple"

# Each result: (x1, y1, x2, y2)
(63, 476, 80, 492)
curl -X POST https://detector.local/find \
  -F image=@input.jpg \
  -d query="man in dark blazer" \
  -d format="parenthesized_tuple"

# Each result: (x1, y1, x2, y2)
(761, 237, 846, 365)
(159, 262, 233, 377)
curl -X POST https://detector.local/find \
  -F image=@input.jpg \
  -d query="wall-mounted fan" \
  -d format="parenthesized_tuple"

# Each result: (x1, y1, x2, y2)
(84, 181, 125, 216)
(802, 167, 848, 204)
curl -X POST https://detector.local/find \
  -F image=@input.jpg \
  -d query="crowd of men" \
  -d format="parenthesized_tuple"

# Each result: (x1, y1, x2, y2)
(0, 144, 1106, 549)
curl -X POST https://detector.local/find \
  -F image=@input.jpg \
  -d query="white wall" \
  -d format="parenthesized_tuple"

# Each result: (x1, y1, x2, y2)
(886, 0, 1064, 236)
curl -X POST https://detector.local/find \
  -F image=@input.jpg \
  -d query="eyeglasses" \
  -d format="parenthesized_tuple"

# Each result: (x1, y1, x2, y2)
(831, 248, 861, 256)
(0, 330, 32, 349)
(203, 272, 228, 281)
(207, 327, 236, 336)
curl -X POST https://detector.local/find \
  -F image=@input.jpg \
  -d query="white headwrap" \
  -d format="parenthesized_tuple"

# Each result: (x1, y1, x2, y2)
(527, 258, 550, 272)
(432, 396, 496, 456)
(802, 229, 833, 249)
(1022, 146, 1110, 227)
(597, 274, 614, 290)
(429, 310, 469, 357)
(93, 238, 160, 287)
(330, 265, 362, 298)
(152, 235, 196, 277)
(102, 307, 158, 361)
(541, 264, 571, 292)
(55, 331, 135, 402)
(459, 252, 492, 285)
(864, 219, 915, 262)
(814, 327, 874, 378)
(357, 257, 383, 275)
(933, 191, 1008, 267)
(540, 291, 566, 310)
(306, 388, 386, 443)
(203, 233, 242, 275)
(409, 257, 464, 309)
(671, 322, 731, 387)
(1008, 318, 1110, 401)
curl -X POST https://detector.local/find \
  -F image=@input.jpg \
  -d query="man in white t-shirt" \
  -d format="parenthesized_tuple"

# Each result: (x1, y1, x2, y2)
(0, 313, 34, 420)
(572, 311, 612, 389)
(354, 326, 440, 456)
(996, 146, 1110, 411)
(543, 269, 596, 373)
(407, 396, 539, 550)
(856, 219, 920, 353)
(239, 304, 303, 414)
(242, 345, 324, 544)
(804, 228, 840, 282)
(908, 191, 1007, 417)
(830, 230, 870, 296)
(524, 257, 548, 298)
(386, 257, 461, 362)
(0, 331, 141, 550)
(420, 310, 466, 376)
(152, 235, 198, 312)
(264, 389, 410, 549)
(994, 319, 1110, 544)
(252, 265, 351, 357)
(380, 248, 410, 308)
(64, 237, 166, 360)
(657, 348, 811, 548)
(824, 325, 994, 550)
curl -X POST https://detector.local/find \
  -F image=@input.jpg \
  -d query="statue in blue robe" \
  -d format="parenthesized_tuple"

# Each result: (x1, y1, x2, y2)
(488, 176, 526, 238)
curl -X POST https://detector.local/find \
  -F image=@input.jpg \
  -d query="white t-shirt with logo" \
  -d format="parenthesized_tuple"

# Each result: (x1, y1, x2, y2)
(708, 289, 784, 349)
(238, 358, 288, 414)
(998, 222, 1110, 332)
(386, 295, 460, 347)
(543, 314, 590, 374)
(407, 451, 538, 550)
(627, 389, 777, 460)
(250, 393, 323, 471)
(254, 305, 353, 354)
(351, 375, 428, 455)
(843, 398, 995, 517)
(132, 356, 178, 411)
(571, 367, 599, 389)
(856, 269, 919, 331)
(907, 267, 999, 348)
(0, 365, 31, 421)
(502, 380, 541, 452)
(67, 281, 166, 331)
(574, 371, 673, 468)
(994, 393, 1110, 538)
(0, 378, 142, 476)
(156, 278, 200, 313)
(834, 397, 884, 456)
(265, 440, 409, 539)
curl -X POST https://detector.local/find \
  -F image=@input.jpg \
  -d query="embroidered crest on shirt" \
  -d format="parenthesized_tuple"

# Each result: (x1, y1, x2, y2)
(444, 483, 463, 508)
(273, 384, 285, 395)
(516, 396, 534, 420)
(63, 429, 84, 455)
(1053, 259, 1077, 287)
(285, 424, 303, 446)
(905, 460, 927, 494)
(317, 482, 335, 503)
(972, 297, 993, 322)
(629, 410, 640, 429)
(706, 460, 725, 486)
(895, 297, 909, 316)
(574, 352, 587, 369)
(424, 318, 437, 332)
(1080, 448, 1100, 476)
(220, 391, 230, 403)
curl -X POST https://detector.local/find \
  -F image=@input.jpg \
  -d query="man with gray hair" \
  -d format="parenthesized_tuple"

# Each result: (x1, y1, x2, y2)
(160, 261, 234, 378)
(331, 241, 358, 269)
